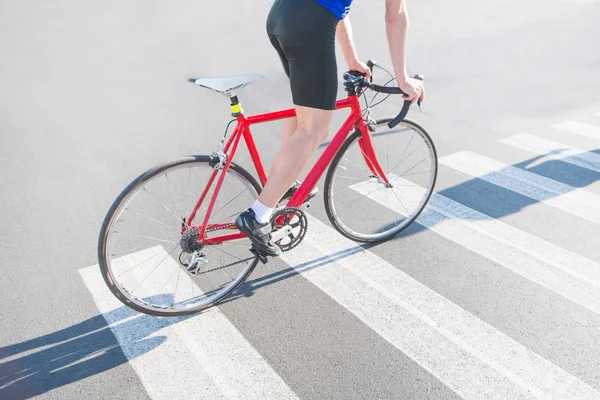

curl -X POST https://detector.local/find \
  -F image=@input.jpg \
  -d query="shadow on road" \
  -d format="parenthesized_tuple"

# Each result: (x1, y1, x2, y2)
(0, 295, 193, 400)
(1, 149, 597, 399)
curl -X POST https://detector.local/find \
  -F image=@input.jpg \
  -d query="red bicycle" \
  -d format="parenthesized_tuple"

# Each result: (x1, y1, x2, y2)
(98, 62, 437, 316)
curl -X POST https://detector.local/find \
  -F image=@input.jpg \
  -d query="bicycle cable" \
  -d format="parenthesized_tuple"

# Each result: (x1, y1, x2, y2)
(222, 118, 236, 140)
(360, 63, 396, 119)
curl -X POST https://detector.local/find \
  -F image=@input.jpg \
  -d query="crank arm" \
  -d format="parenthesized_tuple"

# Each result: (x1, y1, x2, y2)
(269, 224, 293, 243)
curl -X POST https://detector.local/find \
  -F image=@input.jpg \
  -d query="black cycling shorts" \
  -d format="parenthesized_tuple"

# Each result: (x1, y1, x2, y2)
(266, 0, 339, 111)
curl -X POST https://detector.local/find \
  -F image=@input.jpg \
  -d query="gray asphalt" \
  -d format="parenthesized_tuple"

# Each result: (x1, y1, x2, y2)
(1, 0, 600, 399)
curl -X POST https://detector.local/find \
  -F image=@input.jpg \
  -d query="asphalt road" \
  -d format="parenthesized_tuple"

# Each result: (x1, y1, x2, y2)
(1, 0, 600, 399)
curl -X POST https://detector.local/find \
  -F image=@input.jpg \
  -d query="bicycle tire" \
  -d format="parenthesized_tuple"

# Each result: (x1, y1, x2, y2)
(324, 117, 438, 242)
(98, 155, 262, 317)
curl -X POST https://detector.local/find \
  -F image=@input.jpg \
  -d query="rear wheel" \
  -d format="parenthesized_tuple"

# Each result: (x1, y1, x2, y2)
(324, 118, 437, 242)
(98, 156, 261, 316)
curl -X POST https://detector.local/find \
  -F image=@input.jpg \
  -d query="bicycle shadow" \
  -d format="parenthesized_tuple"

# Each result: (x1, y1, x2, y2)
(0, 294, 194, 400)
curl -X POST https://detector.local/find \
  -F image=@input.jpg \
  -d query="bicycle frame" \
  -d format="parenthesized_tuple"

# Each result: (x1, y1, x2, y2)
(188, 93, 390, 245)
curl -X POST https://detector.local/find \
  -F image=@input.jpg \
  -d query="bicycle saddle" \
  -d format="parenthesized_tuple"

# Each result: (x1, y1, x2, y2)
(188, 74, 264, 94)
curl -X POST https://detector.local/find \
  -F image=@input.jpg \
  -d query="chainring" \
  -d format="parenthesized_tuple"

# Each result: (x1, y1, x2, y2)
(270, 207, 308, 252)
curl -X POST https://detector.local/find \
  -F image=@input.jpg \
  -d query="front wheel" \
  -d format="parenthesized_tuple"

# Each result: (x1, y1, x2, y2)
(324, 118, 437, 242)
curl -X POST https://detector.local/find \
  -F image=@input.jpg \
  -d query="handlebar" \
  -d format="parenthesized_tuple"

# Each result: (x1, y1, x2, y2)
(344, 60, 423, 129)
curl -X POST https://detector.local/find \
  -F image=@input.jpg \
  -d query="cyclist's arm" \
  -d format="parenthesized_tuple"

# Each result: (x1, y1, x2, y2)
(385, 0, 423, 101)
(337, 16, 371, 79)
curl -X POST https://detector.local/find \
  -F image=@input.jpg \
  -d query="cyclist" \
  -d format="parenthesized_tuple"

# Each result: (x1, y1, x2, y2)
(235, 0, 425, 256)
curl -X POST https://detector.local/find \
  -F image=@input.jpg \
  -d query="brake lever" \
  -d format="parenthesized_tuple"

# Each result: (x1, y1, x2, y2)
(366, 60, 376, 83)
(412, 74, 425, 112)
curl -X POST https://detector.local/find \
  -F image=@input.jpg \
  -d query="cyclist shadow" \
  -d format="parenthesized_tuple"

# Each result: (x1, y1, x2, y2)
(223, 148, 600, 301)
(0, 294, 194, 400)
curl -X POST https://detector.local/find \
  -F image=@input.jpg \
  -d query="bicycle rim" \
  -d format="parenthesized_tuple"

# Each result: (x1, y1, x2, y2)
(324, 118, 437, 242)
(98, 156, 261, 316)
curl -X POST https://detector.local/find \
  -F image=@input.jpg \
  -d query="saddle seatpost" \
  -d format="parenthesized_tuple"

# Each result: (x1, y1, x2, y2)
(229, 94, 243, 117)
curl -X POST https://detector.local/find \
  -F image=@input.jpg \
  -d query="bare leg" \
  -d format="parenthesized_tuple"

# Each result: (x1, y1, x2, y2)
(280, 117, 297, 149)
(258, 105, 333, 207)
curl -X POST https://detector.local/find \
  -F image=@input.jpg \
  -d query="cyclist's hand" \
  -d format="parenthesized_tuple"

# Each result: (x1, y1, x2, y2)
(348, 59, 372, 81)
(399, 76, 425, 104)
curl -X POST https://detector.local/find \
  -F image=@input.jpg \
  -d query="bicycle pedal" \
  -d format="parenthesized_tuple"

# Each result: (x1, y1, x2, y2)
(249, 247, 269, 264)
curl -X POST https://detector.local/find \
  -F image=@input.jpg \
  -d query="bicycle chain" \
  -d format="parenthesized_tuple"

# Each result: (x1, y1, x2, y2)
(187, 207, 307, 275)
(187, 222, 248, 275)
(190, 255, 256, 275)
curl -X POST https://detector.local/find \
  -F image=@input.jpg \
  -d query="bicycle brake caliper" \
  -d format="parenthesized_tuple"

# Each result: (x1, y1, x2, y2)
(209, 137, 227, 169)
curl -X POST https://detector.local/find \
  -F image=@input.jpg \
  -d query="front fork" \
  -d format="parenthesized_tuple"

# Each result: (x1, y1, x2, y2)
(355, 118, 391, 186)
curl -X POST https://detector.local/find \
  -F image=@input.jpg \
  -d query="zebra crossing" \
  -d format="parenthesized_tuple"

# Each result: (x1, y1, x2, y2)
(79, 114, 600, 399)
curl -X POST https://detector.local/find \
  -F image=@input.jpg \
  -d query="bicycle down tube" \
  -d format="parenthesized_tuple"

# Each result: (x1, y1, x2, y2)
(188, 93, 390, 245)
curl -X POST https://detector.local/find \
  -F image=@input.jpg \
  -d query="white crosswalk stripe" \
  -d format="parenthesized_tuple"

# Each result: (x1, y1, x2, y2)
(280, 216, 600, 400)
(79, 254, 298, 400)
(439, 151, 600, 224)
(350, 174, 600, 315)
(552, 120, 600, 140)
(500, 133, 600, 173)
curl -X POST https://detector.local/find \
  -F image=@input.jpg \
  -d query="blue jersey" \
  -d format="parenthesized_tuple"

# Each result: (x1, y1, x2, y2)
(315, 0, 352, 19)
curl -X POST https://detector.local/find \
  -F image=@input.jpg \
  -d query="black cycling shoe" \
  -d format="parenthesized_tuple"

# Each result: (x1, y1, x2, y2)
(235, 208, 281, 257)
(280, 180, 319, 202)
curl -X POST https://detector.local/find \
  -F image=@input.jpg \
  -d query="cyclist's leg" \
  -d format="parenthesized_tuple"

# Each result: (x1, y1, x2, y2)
(236, 0, 338, 256)
(259, 0, 338, 208)
(258, 107, 332, 207)
(281, 117, 297, 148)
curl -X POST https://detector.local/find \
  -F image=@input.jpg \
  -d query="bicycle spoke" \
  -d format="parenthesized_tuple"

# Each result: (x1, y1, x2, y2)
(210, 244, 244, 262)
(340, 156, 372, 175)
(398, 133, 415, 165)
(335, 174, 369, 181)
(209, 246, 238, 281)
(112, 246, 159, 257)
(113, 231, 180, 244)
(117, 249, 164, 277)
(388, 141, 424, 175)
(173, 267, 182, 307)
(164, 173, 184, 221)
(131, 244, 180, 294)
(390, 188, 410, 214)
(340, 180, 388, 208)
(157, 265, 180, 294)
(386, 132, 390, 173)
(188, 167, 192, 210)
(211, 187, 250, 220)
(142, 187, 185, 224)
(384, 187, 392, 213)
(124, 207, 173, 229)
(402, 170, 431, 177)
(396, 156, 430, 179)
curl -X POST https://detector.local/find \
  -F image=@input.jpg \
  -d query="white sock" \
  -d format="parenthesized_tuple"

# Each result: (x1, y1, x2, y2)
(250, 200, 274, 224)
